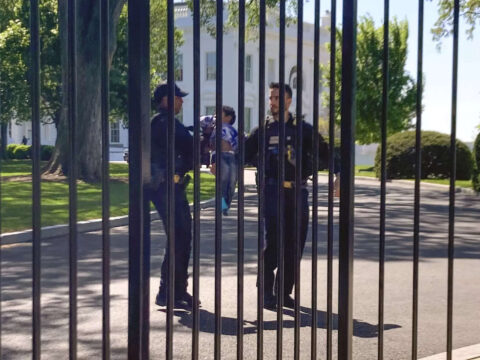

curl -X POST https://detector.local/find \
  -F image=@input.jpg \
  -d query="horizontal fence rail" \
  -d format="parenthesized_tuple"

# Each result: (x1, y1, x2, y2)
(0, 0, 477, 359)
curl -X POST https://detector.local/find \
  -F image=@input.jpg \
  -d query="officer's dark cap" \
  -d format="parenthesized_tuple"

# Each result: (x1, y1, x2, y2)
(153, 83, 188, 104)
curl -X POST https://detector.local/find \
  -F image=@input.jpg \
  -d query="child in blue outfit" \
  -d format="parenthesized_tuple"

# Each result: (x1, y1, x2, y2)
(204, 106, 238, 215)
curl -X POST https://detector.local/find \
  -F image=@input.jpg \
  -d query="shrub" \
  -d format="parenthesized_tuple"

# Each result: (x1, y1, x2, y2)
(6, 144, 18, 159)
(374, 131, 473, 180)
(13, 145, 31, 159)
(40, 145, 54, 161)
(473, 132, 480, 192)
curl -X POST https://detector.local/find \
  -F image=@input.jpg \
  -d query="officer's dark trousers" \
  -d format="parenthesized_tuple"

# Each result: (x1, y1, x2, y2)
(264, 183, 309, 296)
(151, 182, 192, 296)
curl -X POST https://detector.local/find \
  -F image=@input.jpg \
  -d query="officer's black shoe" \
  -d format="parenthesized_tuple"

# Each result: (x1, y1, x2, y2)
(264, 293, 276, 310)
(155, 289, 167, 307)
(155, 289, 201, 310)
(178, 292, 201, 310)
(283, 295, 295, 309)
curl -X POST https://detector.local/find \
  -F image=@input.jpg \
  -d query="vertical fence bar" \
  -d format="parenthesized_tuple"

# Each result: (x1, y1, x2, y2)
(67, 0, 78, 357)
(237, 0, 245, 358)
(30, 0, 41, 358)
(327, 1, 337, 358)
(447, 1, 460, 359)
(192, 0, 201, 358)
(378, 1, 389, 359)
(412, 1, 424, 358)
(0, 135, 1, 360)
(257, 1, 266, 358)
(100, 0, 111, 357)
(127, 0, 151, 357)
(294, 0, 304, 358)
(311, 0, 321, 357)
(338, 0, 357, 358)
(214, 0, 223, 358)
(277, 1, 286, 358)
(0, 146, 1, 360)
(166, 0, 175, 358)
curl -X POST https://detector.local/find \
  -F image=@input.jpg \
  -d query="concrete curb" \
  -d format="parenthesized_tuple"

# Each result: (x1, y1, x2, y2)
(319, 173, 478, 195)
(419, 343, 480, 360)
(0, 197, 217, 246)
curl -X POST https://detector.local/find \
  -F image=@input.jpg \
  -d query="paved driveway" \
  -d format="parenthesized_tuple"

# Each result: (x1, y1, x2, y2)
(1, 175, 479, 359)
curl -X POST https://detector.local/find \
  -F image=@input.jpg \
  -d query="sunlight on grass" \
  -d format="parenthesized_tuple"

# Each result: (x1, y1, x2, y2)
(0, 160, 48, 177)
(1, 171, 215, 233)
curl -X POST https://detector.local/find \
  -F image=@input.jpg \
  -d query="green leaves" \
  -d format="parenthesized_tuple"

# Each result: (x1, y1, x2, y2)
(431, 0, 480, 43)
(323, 16, 418, 145)
(0, 0, 60, 125)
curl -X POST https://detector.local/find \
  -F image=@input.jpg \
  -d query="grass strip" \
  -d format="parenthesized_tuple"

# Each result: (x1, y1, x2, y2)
(1, 171, 215, 233)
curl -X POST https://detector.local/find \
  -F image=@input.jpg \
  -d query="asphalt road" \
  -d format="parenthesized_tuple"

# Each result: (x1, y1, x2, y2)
(1, 175, 479, 359)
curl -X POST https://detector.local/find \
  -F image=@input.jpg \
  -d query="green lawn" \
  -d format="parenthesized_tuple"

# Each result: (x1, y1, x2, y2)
(0, 160, 48, 177)
(0, 160, 128, 178)
(0, 161, 215, 233)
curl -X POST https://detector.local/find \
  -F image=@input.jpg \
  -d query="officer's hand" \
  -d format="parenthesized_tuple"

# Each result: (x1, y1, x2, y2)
(210, 163, 216, 176)
(334, 174, 340, 198)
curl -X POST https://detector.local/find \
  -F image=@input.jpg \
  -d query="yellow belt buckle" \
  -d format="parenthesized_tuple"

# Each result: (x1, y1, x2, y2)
(283, 181, 293, 189)
(174, 174, 181, 183)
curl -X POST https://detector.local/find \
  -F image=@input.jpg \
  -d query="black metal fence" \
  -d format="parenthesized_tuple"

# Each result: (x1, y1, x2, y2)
(0, 0, 469, 359)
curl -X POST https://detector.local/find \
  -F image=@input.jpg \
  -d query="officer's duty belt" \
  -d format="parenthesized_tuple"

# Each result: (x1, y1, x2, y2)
(265, 178, 303, 188)
(173, 174, 190, 184)
(173, 174, 181, 183)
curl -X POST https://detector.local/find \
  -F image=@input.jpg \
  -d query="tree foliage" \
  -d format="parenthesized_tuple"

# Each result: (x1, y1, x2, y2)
(431, 0, 480, 42)
(323, 16, 419, 145)
(186, 0, 298, 39)
(0, 0, 60, 125)
(110, 2, 183, 122)
(1, 0, 182, 180)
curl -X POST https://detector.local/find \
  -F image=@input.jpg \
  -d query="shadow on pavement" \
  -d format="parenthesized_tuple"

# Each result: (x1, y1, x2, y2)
(158, 306, 400, 338)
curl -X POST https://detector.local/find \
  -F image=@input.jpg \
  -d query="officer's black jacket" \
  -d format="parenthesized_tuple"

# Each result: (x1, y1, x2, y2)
(151, 108, 194, 176)
(244, 113, 330, 181)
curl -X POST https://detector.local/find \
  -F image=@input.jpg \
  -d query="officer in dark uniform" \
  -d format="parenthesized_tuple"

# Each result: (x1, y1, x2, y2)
(245, 82, 334, 309)
(150, 83, 197, 310)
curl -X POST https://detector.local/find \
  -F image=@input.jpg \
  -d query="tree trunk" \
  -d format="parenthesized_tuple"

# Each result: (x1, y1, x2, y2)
(46, 0, 126, 182)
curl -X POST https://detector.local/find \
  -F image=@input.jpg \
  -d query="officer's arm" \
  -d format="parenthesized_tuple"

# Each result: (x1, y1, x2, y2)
(178, 121, 194, 172)
(151, 116, 165, 150)
(316, 132, 340, 196)
(244, 127, 259, 166)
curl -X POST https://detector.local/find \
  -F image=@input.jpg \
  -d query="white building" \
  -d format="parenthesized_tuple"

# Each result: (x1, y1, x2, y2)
(7, 5, 332, 161)
(174, 4, 331, 131)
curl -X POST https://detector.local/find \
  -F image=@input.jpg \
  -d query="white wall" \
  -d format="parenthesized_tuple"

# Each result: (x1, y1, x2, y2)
(174, 6, 331, 133)
(7, 120, 56, 146)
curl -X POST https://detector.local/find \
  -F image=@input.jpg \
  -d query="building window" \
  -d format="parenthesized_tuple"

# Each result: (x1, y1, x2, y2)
(110, 121, 120, 143)
(244, 107, 252, 133)
(268, 59, 275, 84)
(245, 55, 252, 82)
(206, 52, 216, 80)
(205, 106, 216, 116)
(175, 54, 183, 81)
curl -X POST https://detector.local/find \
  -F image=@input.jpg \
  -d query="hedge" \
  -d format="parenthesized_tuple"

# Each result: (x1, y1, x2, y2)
(374, 131, 473, 180)
(6, 144, 18, 159)
(473, 132, 480, 192)
(4, 144, 54, 160)
(40, 145, 54, 161)
(13, 145, 31, 159)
